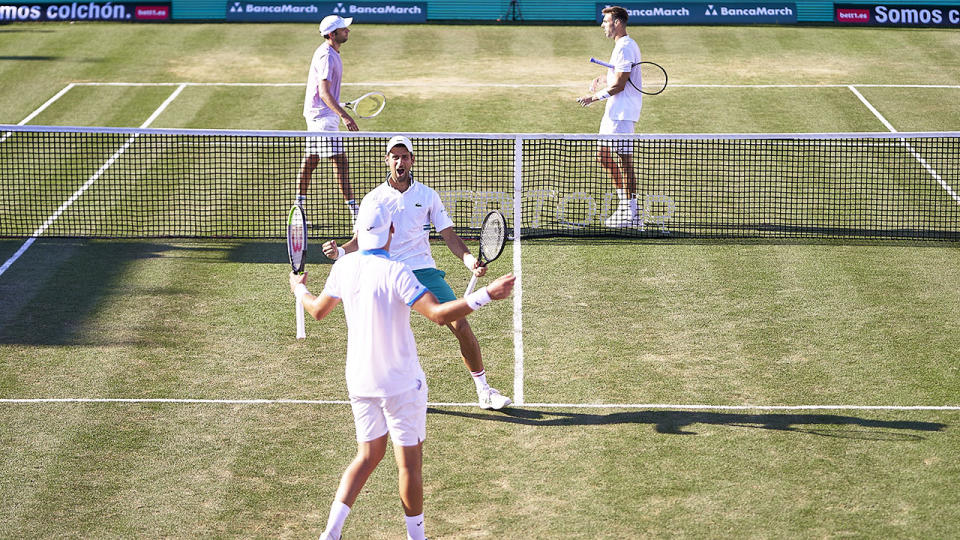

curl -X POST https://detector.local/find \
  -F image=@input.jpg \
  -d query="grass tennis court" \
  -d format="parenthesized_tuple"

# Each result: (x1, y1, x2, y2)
(2, 22, 960, 539)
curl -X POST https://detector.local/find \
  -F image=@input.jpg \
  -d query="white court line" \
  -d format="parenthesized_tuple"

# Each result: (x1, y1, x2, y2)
(849, 85, 960, 205)
(68, 81, 960, 90)
(0, 398, 957, 411)
(0, 84, 187, 279)
(0, 83, 75, 144)
(512, 137, 525, 406)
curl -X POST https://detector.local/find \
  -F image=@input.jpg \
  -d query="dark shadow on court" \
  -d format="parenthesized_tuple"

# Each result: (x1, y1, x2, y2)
(428, 407, 947, 440)
(521, 236, 959, 249)
(0, 55, 61, 61)
(227, 240, 335, 265)
(0, 239, 331, 345)
(0, 29, 56, 33)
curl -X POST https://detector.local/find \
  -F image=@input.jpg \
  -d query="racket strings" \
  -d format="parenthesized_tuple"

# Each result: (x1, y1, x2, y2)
(355, 95, 385, 117)
(480, 217, 506, 261)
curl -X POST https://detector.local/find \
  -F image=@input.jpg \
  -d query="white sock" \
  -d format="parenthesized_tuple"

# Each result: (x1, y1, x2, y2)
(629, 196, 638, 216)
(471, 369, 488, 395)
(346, 199, 359, 216)
(296, 194, 306, 205)
(405, 513, 426, 540)
(616, 188, 626, 202)
(323, 500, 350, 540)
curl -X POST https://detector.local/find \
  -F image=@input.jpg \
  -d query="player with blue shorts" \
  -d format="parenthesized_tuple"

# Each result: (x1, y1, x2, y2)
(323, 135, 513, 410)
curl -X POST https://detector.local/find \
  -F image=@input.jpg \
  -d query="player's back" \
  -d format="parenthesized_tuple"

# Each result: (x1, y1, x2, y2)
(325, 250, 427, 397)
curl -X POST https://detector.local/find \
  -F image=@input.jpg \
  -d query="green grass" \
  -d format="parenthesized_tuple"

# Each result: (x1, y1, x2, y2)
(3, 23, 960, 131)
(1, 22, 960, 539)
(1, 238, 958, 539)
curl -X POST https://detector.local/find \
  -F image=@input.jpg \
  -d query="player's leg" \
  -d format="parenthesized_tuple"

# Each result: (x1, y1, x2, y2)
(312, 117, 358, 218)
(299, 117, 325, 207)
(298, 153, 319, 202)
(618, 151, 640, 225)
(597, 145, 623, 189)
(394, 442, 425, 540)
(329, 152, 358, 217)
(600, 118, 639, 227)
(334, 435, 388, 506)
(447, 317, 481, 373)
(412, 268, 512, 410)
(384, 381, 429, 540)
(614, 120, 639, 225)
(320, 397, 390, 540)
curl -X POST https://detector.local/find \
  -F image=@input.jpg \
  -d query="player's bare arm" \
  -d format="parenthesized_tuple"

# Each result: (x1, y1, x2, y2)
(578, 71, 631, 107)
(411, 272, 515, 325)
(319, 79, 358, 131)
(290, 271, 340, 320)
(439, 226, 486, 277)
(323, 234, 359, 260)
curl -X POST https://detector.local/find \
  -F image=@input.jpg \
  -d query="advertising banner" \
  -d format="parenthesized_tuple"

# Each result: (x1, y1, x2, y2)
(835, 4, 960, 26)
(226, 1, 426, 22)
(0, 1, 170, 21)
(596, 2, 797, 24)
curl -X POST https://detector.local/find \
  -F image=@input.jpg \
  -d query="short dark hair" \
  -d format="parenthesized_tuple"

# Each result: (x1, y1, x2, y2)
(602, 6, 629, 24)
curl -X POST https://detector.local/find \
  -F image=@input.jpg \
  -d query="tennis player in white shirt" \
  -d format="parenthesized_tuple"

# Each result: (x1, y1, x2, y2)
(577, 5, 644, 228)
(291, 199, 515, 540)
(298, 14, 359, 220)
(322, 135, 514, 411)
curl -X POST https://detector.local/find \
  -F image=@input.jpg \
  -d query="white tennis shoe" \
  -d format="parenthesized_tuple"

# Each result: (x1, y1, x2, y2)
(479, 387, 512, 410)
(604, 208, 634, 228)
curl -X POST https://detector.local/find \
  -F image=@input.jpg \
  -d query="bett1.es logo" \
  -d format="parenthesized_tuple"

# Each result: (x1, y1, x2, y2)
(836, 7, 870, 23)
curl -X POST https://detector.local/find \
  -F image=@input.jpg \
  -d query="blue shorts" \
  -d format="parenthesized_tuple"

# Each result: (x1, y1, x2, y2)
(413, 268, 457, 303)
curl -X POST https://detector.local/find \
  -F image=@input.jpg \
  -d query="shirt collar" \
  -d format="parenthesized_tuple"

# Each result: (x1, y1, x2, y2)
(384, 173, 416, 193)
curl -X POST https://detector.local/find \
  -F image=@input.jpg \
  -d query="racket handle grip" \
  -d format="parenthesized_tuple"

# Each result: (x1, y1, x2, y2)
(296, 297, 306, 340)
(465, 273, 479, 296)
(590, 57, 614, 69)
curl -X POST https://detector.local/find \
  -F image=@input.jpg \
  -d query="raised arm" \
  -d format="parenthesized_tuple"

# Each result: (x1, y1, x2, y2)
(412, 272, 516, 325)
(290, 271, 340, 321)
(322, 234, 359, 260)
(439, 226, 486, 277)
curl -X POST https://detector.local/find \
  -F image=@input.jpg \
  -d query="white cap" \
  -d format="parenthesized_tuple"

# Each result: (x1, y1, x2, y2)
(386, 135, 413, 154)
(319, 14, 352, 35)
(355, 199, 392, 251)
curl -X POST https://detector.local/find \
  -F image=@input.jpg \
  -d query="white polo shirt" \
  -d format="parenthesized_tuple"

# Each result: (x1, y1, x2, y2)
(303, 42, 343, 121)
(361, 176, 455, 271)
(322, 249, 429, 398)
(604, 35, 643, 122)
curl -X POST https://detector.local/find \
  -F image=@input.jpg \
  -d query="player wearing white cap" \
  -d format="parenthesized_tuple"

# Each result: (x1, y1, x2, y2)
(298, 14, 359, 220)
(291, 198, 516, 540)
(322, 135, 514, 411)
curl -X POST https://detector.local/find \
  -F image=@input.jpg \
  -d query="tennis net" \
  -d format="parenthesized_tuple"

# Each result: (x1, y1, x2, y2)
(2, 125, 959, 241)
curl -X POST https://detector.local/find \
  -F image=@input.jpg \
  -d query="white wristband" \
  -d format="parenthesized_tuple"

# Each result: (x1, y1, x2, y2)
(294, 283, 309, 301)
(465, 287, 492, 311)
(594, 90, 611, 101)
(336, 246, 346, 258)
(463, 253, 477, 271)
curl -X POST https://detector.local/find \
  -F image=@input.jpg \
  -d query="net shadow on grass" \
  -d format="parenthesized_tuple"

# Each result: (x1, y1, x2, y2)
(428, 407, 947, 440)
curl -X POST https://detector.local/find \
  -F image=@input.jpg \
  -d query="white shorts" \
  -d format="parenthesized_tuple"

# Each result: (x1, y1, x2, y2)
(598, 117, 636, 155)
(305, 115, 344, 158)
(350, 379, 428, 447)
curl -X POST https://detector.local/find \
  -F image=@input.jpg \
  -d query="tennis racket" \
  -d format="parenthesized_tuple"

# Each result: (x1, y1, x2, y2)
(287, 204, 308, 340)
(464, 211, 508, 296)
(341, 91, 386, 119)
(589, 57, 668, 96)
